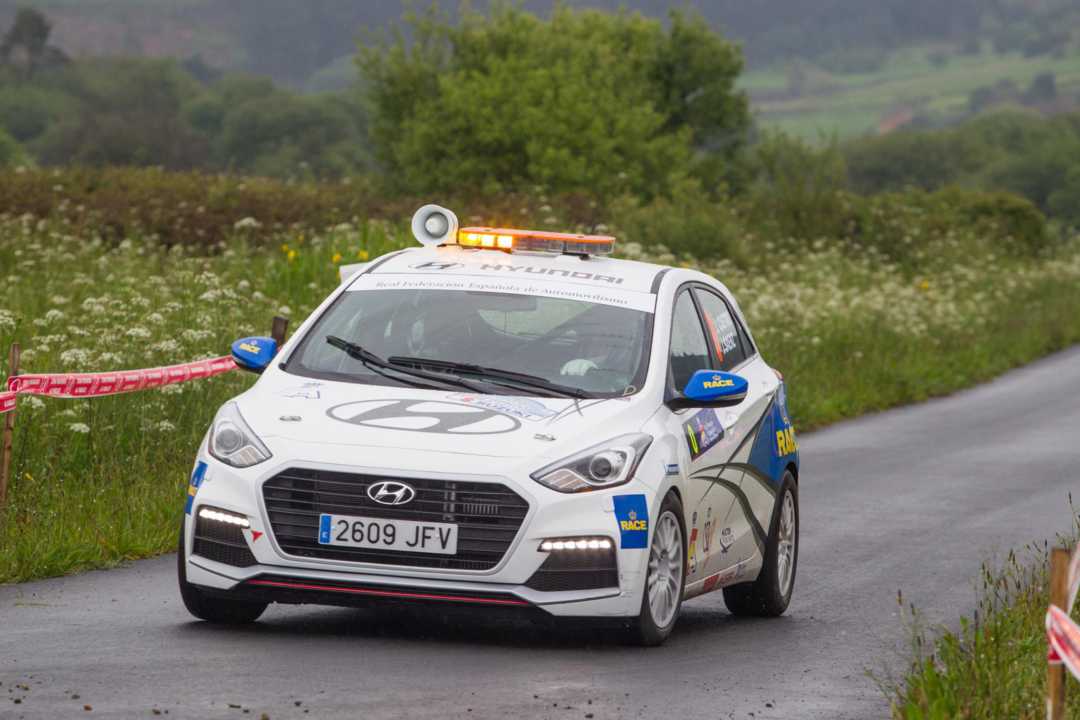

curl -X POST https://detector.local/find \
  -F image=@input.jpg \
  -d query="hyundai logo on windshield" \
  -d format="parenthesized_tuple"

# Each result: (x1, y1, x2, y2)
(367, 480, 417, 506)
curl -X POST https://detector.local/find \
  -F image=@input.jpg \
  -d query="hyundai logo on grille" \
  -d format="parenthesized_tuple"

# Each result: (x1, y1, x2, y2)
(367, 481, 417, 506)
(327, 399, 521, 435)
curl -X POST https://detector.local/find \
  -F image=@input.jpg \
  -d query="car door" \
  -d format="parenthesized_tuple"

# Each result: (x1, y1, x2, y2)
(662, 287, 742, 592)
(693, 286, 782, 580)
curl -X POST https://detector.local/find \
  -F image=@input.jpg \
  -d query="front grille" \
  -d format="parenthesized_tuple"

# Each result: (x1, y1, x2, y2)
(525, 547, 619, 592)
(262, 468, 530, 570)
(192, 508, 256, 568)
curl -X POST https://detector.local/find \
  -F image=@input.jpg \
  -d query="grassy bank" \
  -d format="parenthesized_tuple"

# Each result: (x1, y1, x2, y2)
(2, 206, 1080, 583)
(892, 521, 1080, 718)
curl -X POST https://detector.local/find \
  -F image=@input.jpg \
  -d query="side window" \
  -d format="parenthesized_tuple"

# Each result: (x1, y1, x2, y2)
(694, 289, 748, 371)
(669, 291, 711, 391)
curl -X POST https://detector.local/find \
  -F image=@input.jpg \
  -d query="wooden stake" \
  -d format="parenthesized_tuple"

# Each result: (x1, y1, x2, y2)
(1049, 547, 1069, 720)
(1, 342, 20, 508)
(271, 316, 289, 350)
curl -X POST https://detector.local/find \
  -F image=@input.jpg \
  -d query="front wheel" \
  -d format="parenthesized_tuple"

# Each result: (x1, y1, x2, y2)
(723, 471, 798, 617)
(628, 492, 686, 646)
(177, 520, 267, 624)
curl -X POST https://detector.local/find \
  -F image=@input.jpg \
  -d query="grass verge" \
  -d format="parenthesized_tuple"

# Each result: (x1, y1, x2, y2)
(891, 513, 1080, 719)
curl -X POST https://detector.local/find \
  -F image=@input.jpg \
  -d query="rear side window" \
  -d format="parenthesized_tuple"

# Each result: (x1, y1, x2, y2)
(694, 289, 749, 371)
(669, 291, 710, 390)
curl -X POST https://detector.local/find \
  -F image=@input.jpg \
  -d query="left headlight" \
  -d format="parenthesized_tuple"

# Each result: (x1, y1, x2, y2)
(531, 433, 652, 493)
(208, 402, 271, 468)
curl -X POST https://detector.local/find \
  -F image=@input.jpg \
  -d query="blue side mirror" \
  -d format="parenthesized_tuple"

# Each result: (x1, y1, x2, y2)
(231, 336, 278, 374)
(674, 370, 748, 409)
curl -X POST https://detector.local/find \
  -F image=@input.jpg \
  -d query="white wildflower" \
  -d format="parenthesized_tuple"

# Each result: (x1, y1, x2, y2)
(68, 422, 90, 434)
(60, 348, 93, 366)
(234, 217, 262, 230)
(125, 326, 151, 340)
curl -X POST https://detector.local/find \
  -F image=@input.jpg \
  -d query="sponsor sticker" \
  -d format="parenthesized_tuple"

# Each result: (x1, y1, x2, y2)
(613, 494, 649, 549)
(449, 393, 557, 422)
(280, 382, 323, 400)
(683, 409, 725, 459)
(348, 274, 656, 313)
(184, 461, 207, 515)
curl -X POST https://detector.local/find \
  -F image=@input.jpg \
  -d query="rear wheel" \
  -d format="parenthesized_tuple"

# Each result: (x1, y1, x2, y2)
(723, 471, 798, 617)
(177, 520, 267, 624)
(628, 493, 686, 646)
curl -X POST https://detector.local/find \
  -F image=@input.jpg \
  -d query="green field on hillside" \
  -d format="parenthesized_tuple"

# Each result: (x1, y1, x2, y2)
(742, 46, 1080, 141)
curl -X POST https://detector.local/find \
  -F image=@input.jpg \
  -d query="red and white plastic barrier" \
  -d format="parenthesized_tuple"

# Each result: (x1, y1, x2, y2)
(1049, 605, 1080, 677)
(1, 356, 237, 413)
(1047, 543, 1080, 676)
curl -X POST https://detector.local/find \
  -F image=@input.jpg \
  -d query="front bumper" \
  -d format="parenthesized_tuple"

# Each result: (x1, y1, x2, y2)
(183, 453, 656, 618)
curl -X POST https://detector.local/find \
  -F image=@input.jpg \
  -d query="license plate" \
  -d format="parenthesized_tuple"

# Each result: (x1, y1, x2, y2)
(318, 514, 458, 555)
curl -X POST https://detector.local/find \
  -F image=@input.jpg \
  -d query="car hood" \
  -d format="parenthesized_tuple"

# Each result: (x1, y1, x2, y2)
(236, 373, 647, 462)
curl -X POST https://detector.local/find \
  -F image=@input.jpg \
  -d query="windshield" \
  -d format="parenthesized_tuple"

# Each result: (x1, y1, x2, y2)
(284, 287, 653, 397)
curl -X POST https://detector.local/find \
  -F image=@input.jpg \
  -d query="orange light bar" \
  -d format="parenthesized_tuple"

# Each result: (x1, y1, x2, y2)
(457, 227, 616, 255)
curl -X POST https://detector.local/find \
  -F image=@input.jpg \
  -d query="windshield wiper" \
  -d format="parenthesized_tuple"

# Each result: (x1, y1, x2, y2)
(325, 336, 487, 393)
(386, 356, 590, 399)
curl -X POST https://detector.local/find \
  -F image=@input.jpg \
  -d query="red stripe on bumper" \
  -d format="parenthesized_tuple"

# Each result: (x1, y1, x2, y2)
(246, 579, 530, 607)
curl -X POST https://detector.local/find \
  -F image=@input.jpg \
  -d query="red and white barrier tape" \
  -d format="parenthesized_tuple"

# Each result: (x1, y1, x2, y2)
(1048, 605, 1080, 678)
(1047, 543, 1080, 670)
(1, 356, 236, 413)
(1068, 541, 1080, 615)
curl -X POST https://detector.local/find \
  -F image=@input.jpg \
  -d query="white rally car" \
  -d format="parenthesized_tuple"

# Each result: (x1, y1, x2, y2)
(178, 205, 800, 645)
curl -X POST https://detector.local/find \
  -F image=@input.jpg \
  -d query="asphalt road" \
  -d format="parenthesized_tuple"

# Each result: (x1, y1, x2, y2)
(4, 347, 1080, 720)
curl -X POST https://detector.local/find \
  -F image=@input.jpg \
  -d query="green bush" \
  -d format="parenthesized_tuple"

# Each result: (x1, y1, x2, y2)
(850, 187, 1050, 263)
(610, 178, 750, 264)
(358, 3, 748, 201)
(744, 131, 851, 241)
(0, 127, 26, 167)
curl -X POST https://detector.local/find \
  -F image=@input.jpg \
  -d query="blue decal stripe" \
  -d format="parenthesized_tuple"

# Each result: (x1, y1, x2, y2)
(184, 461, 208, 515)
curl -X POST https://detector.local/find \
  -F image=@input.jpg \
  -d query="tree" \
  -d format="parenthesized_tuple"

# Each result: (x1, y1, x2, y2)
(357, 3, 749, 201)
(1, 7, 66, 77)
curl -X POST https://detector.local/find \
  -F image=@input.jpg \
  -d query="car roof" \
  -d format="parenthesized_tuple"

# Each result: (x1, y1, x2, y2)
(364, 245, 670, 295)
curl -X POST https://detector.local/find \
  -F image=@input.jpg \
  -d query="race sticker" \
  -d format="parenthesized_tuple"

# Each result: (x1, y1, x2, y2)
(683, 408, 725, 459)
(613, 494, 649, 549)
(185, 461, 207, 515)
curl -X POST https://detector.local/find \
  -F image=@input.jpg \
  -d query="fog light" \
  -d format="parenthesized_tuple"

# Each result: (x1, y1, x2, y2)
(198, 506, 250, 528)
(539, 536, 613, 552)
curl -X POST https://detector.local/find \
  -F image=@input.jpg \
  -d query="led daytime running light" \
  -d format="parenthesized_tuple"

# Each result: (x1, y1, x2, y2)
(539, 537, 613, 552)
(198, 506, 250, 528)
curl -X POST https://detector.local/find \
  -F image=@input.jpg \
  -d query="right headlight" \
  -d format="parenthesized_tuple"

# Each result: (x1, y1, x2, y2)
(531, 433, 652, 493)
(208, 402, 271, 468)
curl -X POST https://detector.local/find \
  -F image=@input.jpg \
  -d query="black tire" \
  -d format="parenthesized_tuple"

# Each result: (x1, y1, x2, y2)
(628, 492, 687, 646)
(177, 520, 267, 624)
(723, 471, 798, 617)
